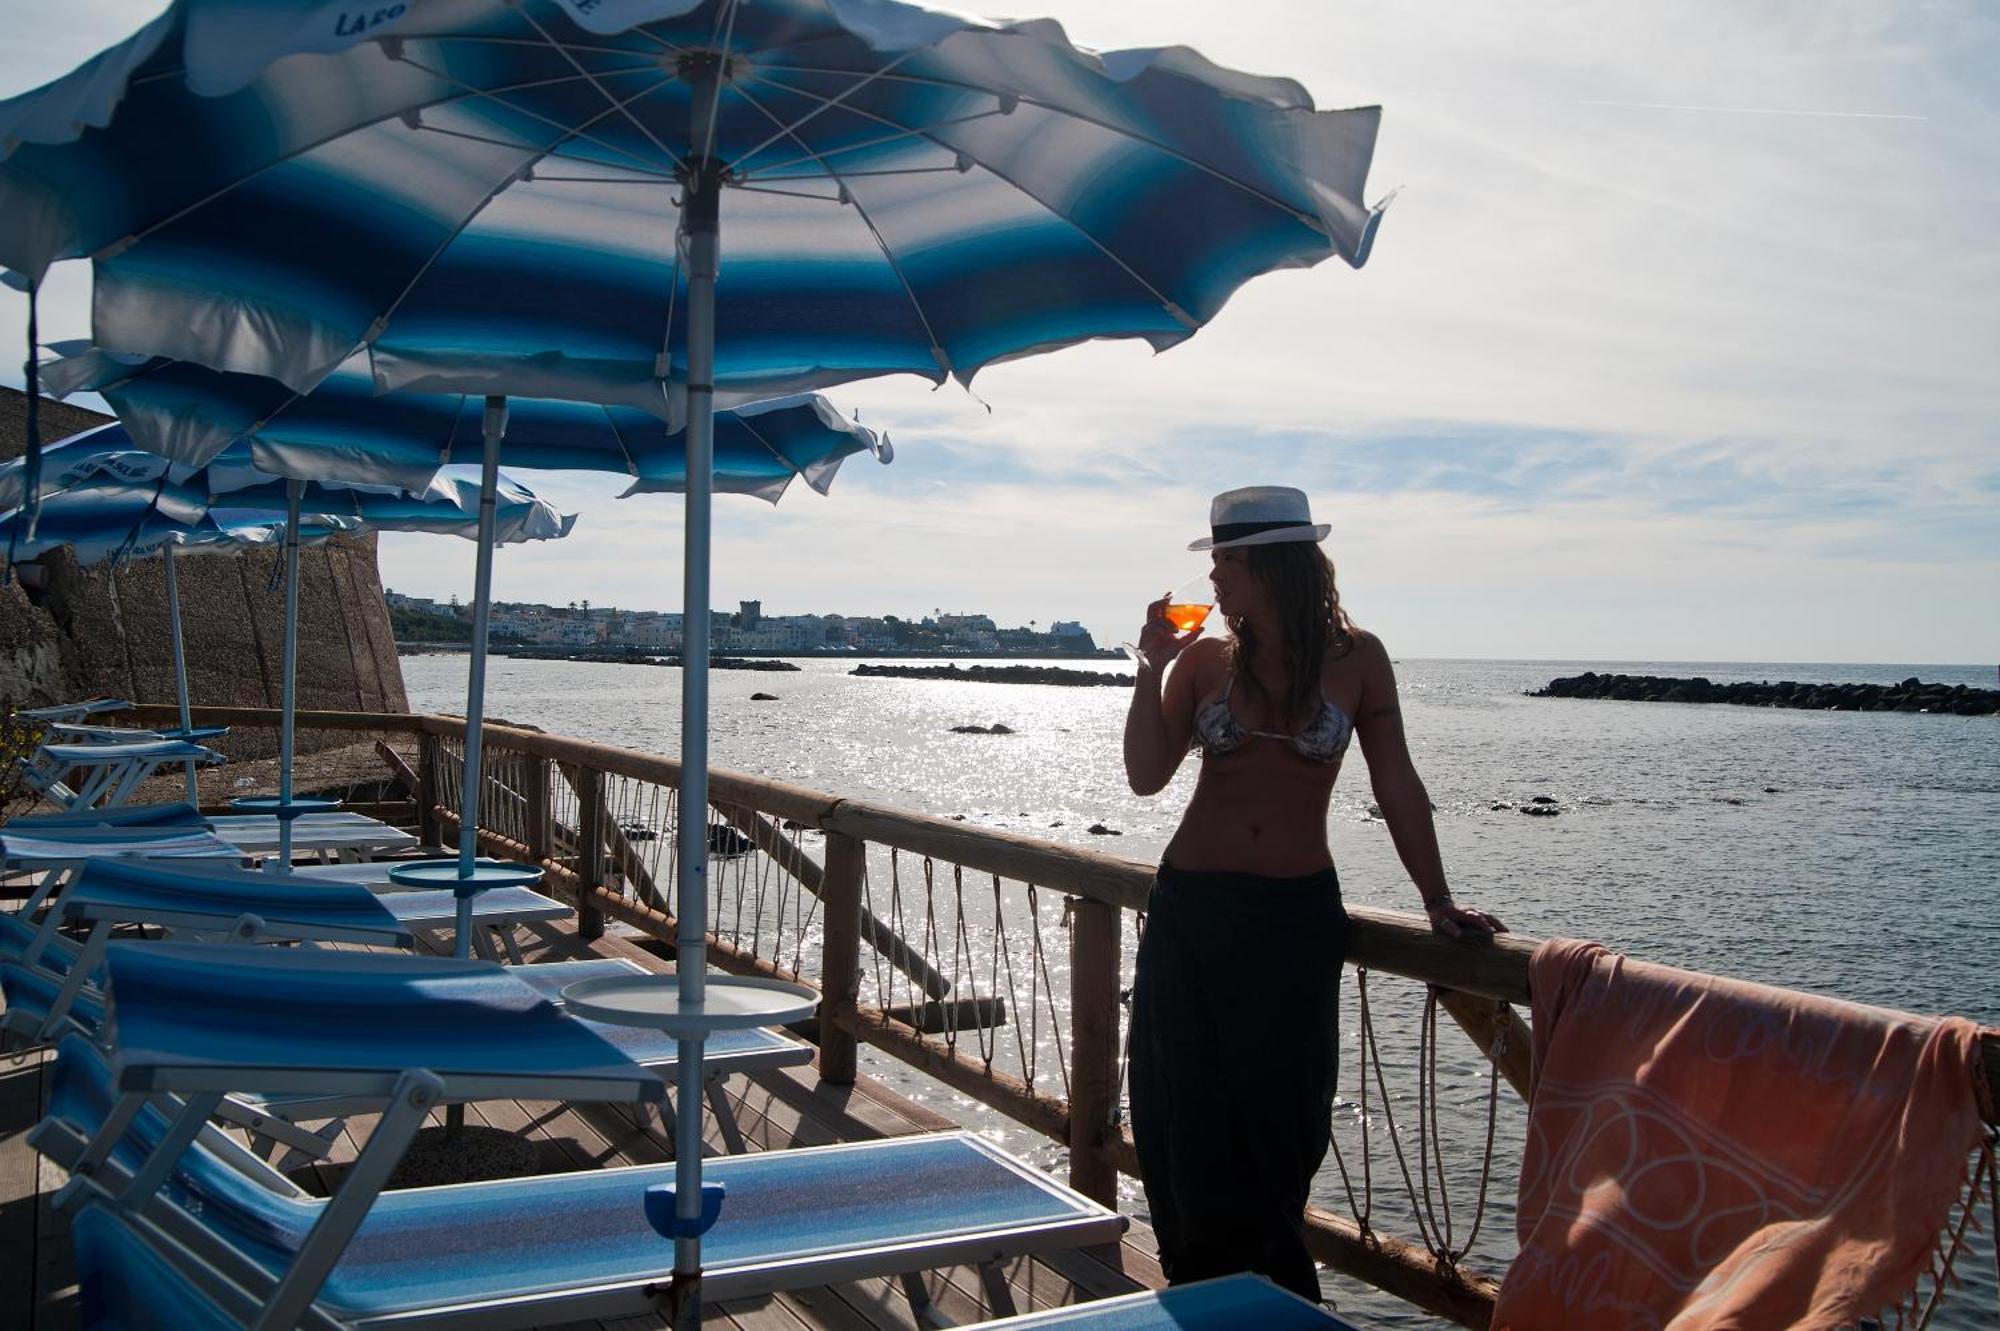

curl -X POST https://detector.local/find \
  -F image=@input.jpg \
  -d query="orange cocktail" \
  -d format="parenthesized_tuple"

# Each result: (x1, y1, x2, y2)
(1162, 602, 1212, 634)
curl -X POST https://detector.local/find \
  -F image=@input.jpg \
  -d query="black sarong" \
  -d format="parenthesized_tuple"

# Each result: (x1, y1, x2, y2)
(1126, 861, 1348, 1304)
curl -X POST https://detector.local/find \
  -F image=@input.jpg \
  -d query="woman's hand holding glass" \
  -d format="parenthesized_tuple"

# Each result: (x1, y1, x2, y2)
(1129, 575, 1212, 672)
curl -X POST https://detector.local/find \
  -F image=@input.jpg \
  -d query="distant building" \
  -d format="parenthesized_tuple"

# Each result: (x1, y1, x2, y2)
(738, 599, 761, 631)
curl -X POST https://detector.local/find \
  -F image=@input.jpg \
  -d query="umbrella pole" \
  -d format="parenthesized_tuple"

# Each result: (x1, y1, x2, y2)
(668, 149, 723, 1330)
(163, 543, 197, 805)
(454, 396, 508, 960)
(276, 480, 303, 872)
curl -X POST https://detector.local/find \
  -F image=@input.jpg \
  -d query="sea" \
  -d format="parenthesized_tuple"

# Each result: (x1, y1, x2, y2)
(402, 653, 2000, 1328)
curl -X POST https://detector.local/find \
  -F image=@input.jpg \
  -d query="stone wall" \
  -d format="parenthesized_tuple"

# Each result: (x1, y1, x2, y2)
(1, 388, 409, 758)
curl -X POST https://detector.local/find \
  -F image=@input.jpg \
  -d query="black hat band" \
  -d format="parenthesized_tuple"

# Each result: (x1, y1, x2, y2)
(1210, 519, 1300, 543)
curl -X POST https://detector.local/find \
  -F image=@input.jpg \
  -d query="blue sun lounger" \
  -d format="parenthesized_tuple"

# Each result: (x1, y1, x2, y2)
(224, 957, 813, 1163)
(44, 1048, 1123, 1330)
(2, 822, 247, 926)
(3, 858, 570, 1042)
(2, 821, 244, 873)
(41, 944, 1121, 1330)
(43, 719, 230, 745)
(206, 812, 421, 862)
(19, 737, 226, 809)
(8, 802, 422, 865)
(18, 697, 131, 723)
(69, 1228, 1361, 1331)
(6, 800, 210, 830)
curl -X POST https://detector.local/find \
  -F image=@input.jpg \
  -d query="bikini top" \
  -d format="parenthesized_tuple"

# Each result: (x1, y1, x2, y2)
(1193, 673, 1354, 764)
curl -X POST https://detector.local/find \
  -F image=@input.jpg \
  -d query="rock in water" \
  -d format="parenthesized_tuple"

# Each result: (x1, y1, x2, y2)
(856, 663, 1131, 687)
(1087, 822, 1121, 836)
(706, 825, 754, 856)
(750, 691, 779, 701)
(1529, 672, 1999, 715)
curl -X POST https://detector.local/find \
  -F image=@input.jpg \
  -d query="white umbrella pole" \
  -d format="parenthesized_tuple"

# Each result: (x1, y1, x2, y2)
(669, 129, 723, 1328)
(454, 396, 507, 959)
(277, 480, 303, 871)
(162, 543, 197, 804)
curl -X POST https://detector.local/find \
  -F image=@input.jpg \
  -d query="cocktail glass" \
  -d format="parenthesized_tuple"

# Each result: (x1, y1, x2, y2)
(1159, 573, 1215, 634)
(1122, 573, 1215, 664)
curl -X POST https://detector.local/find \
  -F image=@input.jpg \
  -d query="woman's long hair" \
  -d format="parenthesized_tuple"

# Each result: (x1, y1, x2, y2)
(1225, 542, 1357, 726)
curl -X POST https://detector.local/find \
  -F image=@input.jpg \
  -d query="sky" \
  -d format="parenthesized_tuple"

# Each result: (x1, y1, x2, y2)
(2, 2, 1996, 663)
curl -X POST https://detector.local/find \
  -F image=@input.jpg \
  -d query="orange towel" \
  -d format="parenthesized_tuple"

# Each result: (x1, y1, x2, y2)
(1494, 938, 1991, 1331)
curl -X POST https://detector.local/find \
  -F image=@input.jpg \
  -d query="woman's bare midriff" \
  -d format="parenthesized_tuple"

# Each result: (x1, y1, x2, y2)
(1161, 746, 1342, 877)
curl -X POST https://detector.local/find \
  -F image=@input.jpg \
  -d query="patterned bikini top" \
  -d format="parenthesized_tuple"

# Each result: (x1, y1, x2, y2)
(1193, 673, 1354, 765)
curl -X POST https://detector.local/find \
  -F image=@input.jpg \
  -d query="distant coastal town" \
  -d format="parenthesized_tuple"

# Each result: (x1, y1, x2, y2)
(387, 590, 1110, 657)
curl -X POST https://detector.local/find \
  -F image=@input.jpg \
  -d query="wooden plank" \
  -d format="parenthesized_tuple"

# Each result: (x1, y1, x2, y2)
(34, 1046, 79, 1331)
(0, 1050, 44, 1330)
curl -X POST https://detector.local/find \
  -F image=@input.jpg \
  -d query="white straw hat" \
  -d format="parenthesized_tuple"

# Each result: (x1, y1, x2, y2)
(1188, 486, 1330, 551)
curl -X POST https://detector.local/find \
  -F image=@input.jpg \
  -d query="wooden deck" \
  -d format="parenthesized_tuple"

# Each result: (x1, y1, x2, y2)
(0, 916, 1164, 1330)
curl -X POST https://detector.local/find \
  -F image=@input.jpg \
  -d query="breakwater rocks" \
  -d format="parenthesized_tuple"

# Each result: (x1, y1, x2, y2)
(853, 663, 1133, 687)
(501, 647, 801, 670)
(1532, 672, 1998, 716)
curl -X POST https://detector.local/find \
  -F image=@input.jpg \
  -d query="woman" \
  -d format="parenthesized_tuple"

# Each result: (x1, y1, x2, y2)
(1122, 485, 1503, 1304)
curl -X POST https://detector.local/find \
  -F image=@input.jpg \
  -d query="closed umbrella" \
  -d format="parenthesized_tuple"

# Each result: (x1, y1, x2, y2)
(0, 4, 1388, 1318)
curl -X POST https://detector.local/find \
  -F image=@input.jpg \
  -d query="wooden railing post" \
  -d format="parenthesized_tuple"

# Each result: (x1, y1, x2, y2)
(575, 764, 606, 940)
(416, 732, 442, 849)
(522, 756, 551, 869)
(1067, 895, 1122, 1208)
(818, 830, 867, 1085)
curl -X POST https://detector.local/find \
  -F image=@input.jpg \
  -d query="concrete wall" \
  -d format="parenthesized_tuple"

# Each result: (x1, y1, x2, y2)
(1, 388, 409, 758)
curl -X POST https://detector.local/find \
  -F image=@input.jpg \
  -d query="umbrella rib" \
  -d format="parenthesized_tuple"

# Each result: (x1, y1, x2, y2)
(751, 62, 1333, 234)
(525, 174, 679, 184)
(89, 69, 646, 259)
(394, 34, 689, 60)
(391, 51, 683, 178)
(736, 107, 1011, 178)
(732, 413, 809, 480)
(596, 404, 643, 477)
(755, 164, 974, 182)
(404, 122, 679, 182)
(723, 47, 926, 175)
(721, 80, 953, 379)
(512, 4, 689, 174)
(700, 0, 746, 160)
(732, 183, 844, 202)
(735, 74, 1199, 333)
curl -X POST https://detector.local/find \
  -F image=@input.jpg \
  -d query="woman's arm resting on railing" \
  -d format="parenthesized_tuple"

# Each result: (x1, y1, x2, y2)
(1354, 635, 1506, 939)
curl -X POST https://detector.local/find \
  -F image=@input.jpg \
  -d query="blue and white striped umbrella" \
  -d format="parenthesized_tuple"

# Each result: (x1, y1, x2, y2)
(0, 2, 1384, 415)
(0, 423, 577, 547)
(1, 424, 576, 830)
(44, 347, 891, 500)
(0, 4, 1386, 1307)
